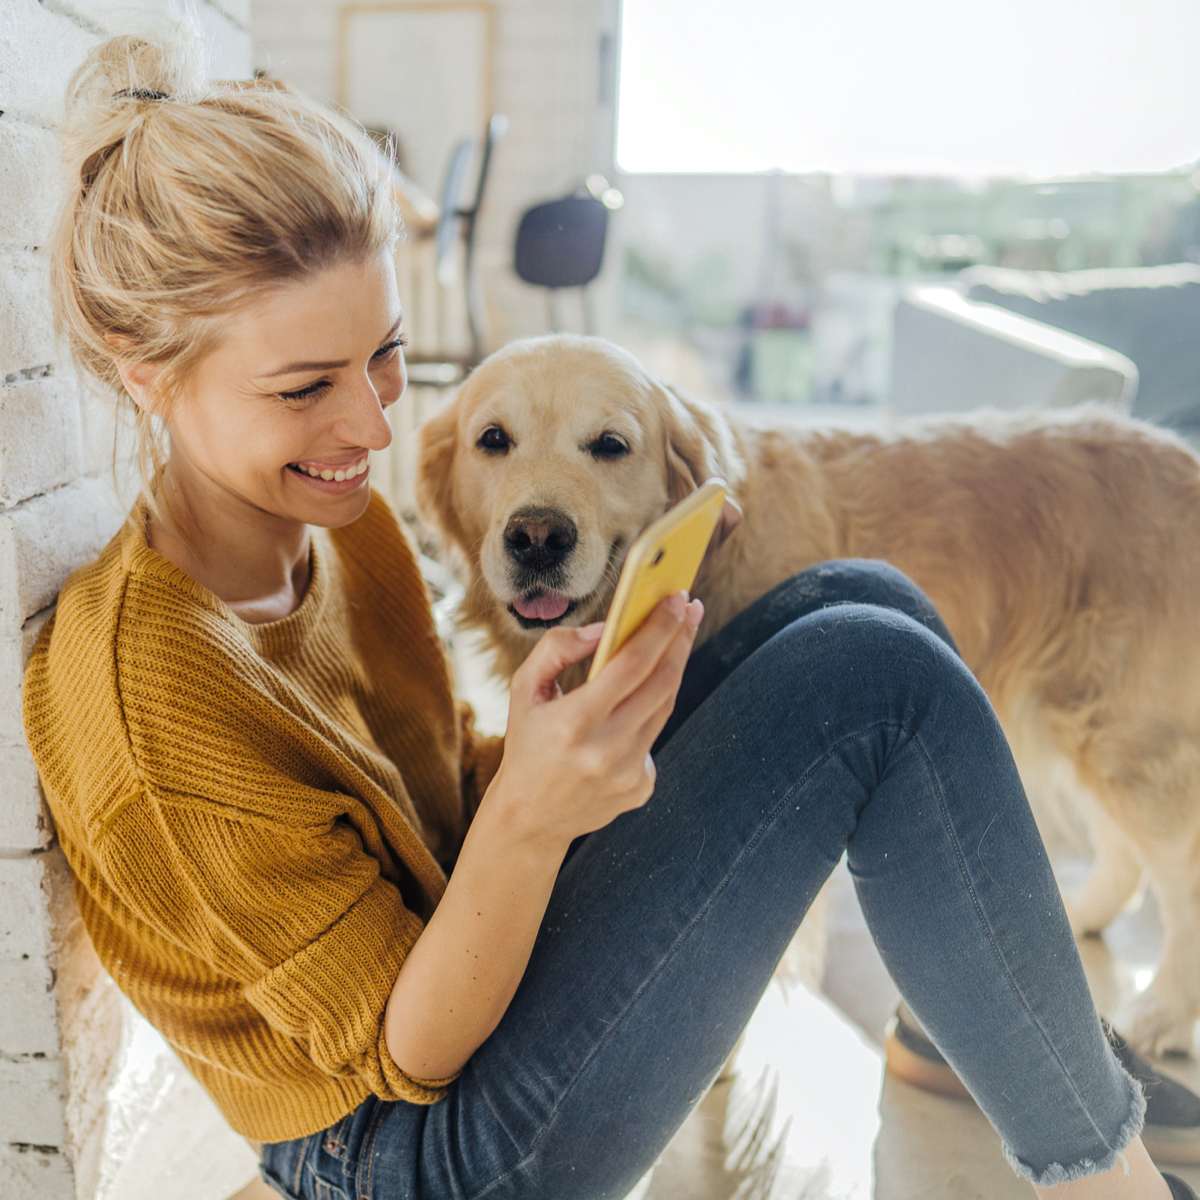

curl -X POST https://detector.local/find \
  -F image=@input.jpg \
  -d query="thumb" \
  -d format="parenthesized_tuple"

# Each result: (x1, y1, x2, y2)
(518, 622, 605, 700)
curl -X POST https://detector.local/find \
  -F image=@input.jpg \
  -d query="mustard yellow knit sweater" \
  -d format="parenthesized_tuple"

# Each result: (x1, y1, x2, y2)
(21, 486, 505, 1142)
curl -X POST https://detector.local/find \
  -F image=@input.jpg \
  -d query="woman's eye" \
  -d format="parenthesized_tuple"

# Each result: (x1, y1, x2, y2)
(371, 333, 409, 362)
(277, 333, 409, 403)
(278, 379, 330, 403)
(478, 426, 510, 453)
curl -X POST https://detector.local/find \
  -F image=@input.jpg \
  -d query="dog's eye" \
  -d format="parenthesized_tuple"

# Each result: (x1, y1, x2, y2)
(478, 426, 510, 453)
(589, 433, 629, 459)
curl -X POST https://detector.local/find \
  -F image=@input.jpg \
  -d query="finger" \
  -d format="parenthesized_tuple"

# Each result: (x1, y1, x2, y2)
(515, 622, 605, 701)
(606, 619, 695, 737)
(629, 602, 703, 746)
(631, 691, 676, 758)
(584, 591, 689, 714)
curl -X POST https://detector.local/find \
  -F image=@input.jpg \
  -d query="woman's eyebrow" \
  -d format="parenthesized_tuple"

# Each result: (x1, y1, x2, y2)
(259, 314, 404, 378)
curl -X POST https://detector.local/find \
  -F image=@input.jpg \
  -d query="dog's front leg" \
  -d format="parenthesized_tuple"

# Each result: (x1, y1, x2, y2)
(1066, 802, 1144, 937)
(1125, 858, 1200, 1056)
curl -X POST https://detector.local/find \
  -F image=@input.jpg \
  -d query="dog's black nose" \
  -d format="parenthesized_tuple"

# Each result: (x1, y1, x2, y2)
(504, 507, 578, 570)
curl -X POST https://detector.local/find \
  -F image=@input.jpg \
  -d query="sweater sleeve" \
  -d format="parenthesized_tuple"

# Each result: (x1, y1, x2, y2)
(457, 698, 505, 824)
(95, 791, 461, 1102)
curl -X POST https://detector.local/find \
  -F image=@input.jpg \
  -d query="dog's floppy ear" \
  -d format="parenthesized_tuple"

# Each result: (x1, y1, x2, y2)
(659, 382, 744, 548)
(415, 402, 468, 553)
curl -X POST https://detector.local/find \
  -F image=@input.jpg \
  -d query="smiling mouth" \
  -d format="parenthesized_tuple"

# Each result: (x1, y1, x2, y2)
(506, 538, 623, 630)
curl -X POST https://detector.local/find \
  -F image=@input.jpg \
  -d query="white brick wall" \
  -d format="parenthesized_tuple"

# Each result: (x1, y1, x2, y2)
(0, 3, 251, 1197)
(252, 0, 620, 350)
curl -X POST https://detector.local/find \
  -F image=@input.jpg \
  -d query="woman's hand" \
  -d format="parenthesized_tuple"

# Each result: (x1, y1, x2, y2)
(486, 591, 704, 853)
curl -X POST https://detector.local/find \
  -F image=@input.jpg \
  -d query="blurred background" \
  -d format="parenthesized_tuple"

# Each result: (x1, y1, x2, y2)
(249, 0, 1200, 485)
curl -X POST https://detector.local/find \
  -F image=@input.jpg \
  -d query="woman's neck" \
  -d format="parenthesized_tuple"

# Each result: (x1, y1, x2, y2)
(148, 462, 312, 622)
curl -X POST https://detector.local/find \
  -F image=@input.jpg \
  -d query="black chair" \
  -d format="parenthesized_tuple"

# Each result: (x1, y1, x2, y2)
(406, 113, 508, 387)
(514, 177, 621, 334)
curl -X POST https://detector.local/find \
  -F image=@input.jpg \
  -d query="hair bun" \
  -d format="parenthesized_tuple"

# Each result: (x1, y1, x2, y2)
(65, 30, 204, 117)
(62, 29, 206, 192)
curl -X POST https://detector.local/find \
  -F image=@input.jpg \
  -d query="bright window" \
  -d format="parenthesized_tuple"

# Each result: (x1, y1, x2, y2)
(616, 0, 1200, 177)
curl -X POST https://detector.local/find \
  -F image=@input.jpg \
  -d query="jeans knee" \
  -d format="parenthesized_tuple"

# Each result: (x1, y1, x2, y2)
(771, 598, 972, 729)
(804, 559, 960, 656)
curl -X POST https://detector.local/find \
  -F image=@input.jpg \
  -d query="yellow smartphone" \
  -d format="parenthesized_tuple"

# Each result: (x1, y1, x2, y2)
(586, 478, 728, 682)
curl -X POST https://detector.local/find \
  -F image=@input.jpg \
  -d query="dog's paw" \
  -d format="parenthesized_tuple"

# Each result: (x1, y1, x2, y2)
(1125, 990, 1198, 1057)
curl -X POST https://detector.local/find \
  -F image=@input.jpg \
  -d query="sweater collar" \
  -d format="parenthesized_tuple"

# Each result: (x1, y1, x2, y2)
(122, 489, 332, 658)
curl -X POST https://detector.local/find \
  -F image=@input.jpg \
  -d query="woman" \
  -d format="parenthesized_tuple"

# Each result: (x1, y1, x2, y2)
(23, 30, 1194, 1200)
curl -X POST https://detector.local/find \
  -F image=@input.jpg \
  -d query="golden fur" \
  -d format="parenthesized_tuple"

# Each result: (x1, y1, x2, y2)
(416, 333, 1200, 1056)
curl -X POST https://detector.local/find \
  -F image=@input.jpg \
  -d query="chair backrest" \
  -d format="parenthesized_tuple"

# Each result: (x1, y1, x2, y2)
(427, 115, 508, 356)
(461, 115, 507, 360)
(433, 137, 475, 282)
(464, 114, 508, 225)
(514, 194, 609, 289)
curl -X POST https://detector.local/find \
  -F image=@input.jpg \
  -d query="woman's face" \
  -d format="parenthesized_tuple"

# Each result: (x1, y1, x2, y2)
(163, 249, 406, 529)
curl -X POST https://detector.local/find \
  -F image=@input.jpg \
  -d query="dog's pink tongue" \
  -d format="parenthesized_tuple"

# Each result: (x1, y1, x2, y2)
(515, 591, 570, 620)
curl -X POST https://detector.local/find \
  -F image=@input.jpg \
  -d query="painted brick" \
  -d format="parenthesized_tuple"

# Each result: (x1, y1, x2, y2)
(2, 633, 52, 855)
(50, 0, 252, 77)
(0, 377, 85, 511)
(0, 640, 25, 746)
(0, 2, 99, 125)
(0, 638, 19, 739)
(0, 475, 126, 629)
(0, 607, 54, 744)
(0, 852, 86, 1024)
(0, 251, 58, 383)
(0, 1, 252, 1192)
(0, 1056, 68, 1145)
(0, 1141, 74, 1199)
(0, 853, 53, 962)
(0, 120, 63, 251)
(0, 955, 60, 1056)
(0, 743, 52, 852)
(0, 854, 73, 962)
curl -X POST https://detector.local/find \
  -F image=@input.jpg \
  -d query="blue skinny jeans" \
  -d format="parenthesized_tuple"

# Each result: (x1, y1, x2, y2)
(259, 559, 1144, 1199)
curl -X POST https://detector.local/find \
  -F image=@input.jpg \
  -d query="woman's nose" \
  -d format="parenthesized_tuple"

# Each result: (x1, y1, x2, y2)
(341, 374, 395, 452)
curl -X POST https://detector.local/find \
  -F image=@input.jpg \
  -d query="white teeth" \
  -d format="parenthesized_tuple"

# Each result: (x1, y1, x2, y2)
(291, 457, 368, 480)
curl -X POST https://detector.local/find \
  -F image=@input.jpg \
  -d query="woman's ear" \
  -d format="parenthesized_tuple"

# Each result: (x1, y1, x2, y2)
(108, 348, 164, 414)
(415, 401, 467, 552)
(659, 382, 744, 548)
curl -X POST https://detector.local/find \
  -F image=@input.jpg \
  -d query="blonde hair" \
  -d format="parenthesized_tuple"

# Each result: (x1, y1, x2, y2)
(50, 28, 400, 528)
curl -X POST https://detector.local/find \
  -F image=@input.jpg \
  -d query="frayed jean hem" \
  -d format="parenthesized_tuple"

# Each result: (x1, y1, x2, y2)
(1002, 1067, 1147, 1187)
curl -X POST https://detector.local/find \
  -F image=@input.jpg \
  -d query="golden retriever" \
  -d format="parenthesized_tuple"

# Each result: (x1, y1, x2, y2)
(415, 333, 1200, 1057)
